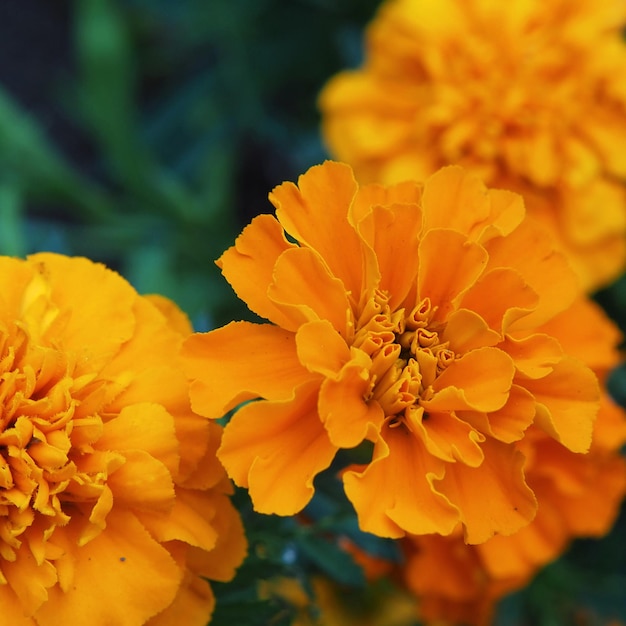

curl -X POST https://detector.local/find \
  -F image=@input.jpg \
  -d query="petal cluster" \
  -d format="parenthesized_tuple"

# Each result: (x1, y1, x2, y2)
(400, 299, 626, 625)
(0, 254, 246, 625)
(319, 0, 626, 289)
(183, 161, 600, 544)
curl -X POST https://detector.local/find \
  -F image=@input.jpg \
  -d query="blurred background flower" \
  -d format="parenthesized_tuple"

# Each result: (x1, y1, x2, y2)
(2, 1, 626, 625)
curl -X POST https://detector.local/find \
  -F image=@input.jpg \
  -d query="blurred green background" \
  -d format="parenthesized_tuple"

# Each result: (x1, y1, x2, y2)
(0, 0, 380, 331)
(2, 1, 625, 624)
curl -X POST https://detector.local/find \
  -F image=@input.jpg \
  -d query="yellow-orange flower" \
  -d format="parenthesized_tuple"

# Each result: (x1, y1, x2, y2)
(0, 254, 246, 626)
(400, 298, 626, 626)
(319, 0, 626, 290)
(183, 160, 600, 545)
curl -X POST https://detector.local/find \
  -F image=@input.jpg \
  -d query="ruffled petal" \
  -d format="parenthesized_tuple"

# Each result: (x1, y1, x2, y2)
(425, 347, 515, 413)
(411, 410, 485, 467)
(28, 253, 137, 369)
(270, 161, 366, 297)
(440, 309, 501, 352)
(483, 220, 580, 328)
(526, 356, 599, 452)
(38, 510, 181, 626)
(188, 493, 247, 582)
(98, 403, 179, 476)
(459, 268, 538, 333)
(459, 384, 536, 444)
(318, 357, 385, 448)
(421, 166, 492, 235)
(500, 333, 563, 380)
(0, 584, 38, 625)
(268, 247, 352, 337)
(217, 214, 297, 328)
(417, 229, 488, 322)
(439, 438, 537, 544)
(538, 297, 622, 375)
(343, 427, 459, 538)
(147, 573, 214, 626)
(136, 488, 218, 551)
(295, 319, 352, 377)
(106, 449, 175, 512)
(218, 381, 338, 515)
(1, 543, 57, 617)
(183, 321, 311, 416)
(356, 202, 422, 309)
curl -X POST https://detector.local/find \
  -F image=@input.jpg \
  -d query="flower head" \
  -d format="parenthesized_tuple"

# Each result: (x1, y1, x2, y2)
(0, 254, 246, 625)
(184, 161, 601, 545)
(400, 298, 626, 625)
(319, 0, 626, 289)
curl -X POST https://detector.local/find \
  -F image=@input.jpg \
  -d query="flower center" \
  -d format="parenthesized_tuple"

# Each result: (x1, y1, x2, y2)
(353, 290, 455, 430)
(0, 277, 119, 562)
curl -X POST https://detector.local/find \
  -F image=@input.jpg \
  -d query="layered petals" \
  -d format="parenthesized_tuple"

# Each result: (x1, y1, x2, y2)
(184, 161, 601, 547)
(319, 0, 626, 289)
(0, 254, 246, 625)
(219, 381, 338, 515)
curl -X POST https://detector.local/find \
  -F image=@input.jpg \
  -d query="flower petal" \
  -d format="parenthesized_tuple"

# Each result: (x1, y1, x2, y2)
(439, 438, 537, 544)
(501, 333, 563, 380)
(218, 381, 338, 515)
(98, 403, 179, 476)
(343, 427, 459, 538)
(0, 584, 38, 625)
(182, 321, 310, 416)
(295, 319, 352, 377)
(410, 410, 485, 467)
(459, 268, 538, 333)
(268, 247, 352, 337)
(484, 220, 579, 328)
(319, 356, 385, 448)
(270, 161, 366, 297)
(440, 308, 501, 352)
(356, 202, 422, 309)
(106, 449, 175, 512)
(538, 297, 622, 375)
(217, 214, 297, 328)
(28, 253, 137, 369)
(526, 356, 599, 452)
(421, 166, 491, 235)
(39, 510, 181, 626)
(147, 573, 214, 626)
(459, 384, 536, 444)
(417, 229, 488, 322)
(425, 347, 515, 413)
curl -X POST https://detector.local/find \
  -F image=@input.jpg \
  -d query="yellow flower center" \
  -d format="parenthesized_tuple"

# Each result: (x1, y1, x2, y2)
(0, 274, 119, 563)
(353, 290, 454, 430)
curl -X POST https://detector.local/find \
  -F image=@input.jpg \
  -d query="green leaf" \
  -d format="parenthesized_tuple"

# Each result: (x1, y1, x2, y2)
(296, 531, 365, 587)
(0, 183, 25, 257)
(0, 88, 115, 222)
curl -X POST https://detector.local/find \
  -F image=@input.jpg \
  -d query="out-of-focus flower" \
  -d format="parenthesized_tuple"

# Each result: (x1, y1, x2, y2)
(183, 160, 600, 544)
(319, 0, 626, 289)
(259, 576, 418, 626)
(0, 254, 246, 626)
(400, 298, 626, 626)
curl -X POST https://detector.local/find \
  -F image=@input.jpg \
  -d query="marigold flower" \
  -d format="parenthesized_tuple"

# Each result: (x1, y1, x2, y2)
(400, 298, 626, 626)
(183, 160, 601, 545)
(0, 254, 246, 625)
(319, 0, 626, 289)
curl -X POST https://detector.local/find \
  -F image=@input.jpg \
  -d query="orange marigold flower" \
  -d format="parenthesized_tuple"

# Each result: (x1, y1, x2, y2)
(400, 298, 626, 626)
(319, 0, 626, 290)
(0, 254, 246, 626)
(183, 160, 601, 545)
